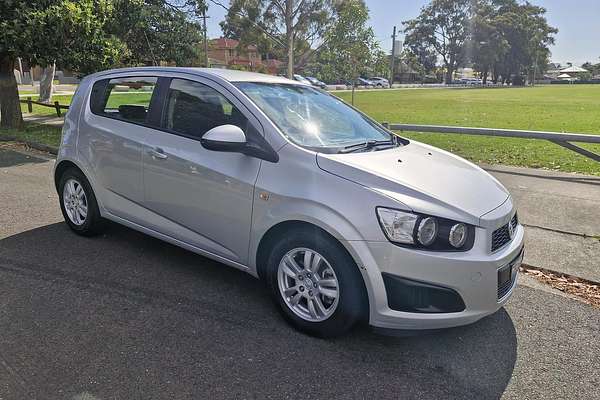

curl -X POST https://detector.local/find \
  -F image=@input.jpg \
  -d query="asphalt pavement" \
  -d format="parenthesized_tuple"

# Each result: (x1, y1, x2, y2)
(0, 145, 599, 400)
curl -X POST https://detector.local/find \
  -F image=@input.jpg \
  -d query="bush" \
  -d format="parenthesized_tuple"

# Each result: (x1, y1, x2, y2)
(512, 76, 526, 86)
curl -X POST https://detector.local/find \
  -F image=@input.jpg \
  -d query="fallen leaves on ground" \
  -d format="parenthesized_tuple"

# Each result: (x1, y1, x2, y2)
(521, 265, 600, 308)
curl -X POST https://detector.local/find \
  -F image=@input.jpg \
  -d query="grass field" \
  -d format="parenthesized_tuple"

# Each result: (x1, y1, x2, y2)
(0, 123, 62, 147)
(4, 85, 600, 175)
(336, 85, 600, 175)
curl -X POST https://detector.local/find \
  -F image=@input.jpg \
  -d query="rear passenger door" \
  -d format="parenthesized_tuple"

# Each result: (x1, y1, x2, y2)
(141, 77, 262, 265)
(82, 76, 160, 222)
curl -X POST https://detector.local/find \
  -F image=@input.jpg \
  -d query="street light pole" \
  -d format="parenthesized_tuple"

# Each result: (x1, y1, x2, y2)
(390, 26, 397, 85)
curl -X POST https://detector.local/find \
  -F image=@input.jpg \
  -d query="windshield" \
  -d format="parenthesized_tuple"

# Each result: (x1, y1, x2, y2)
(235, 82, 393, 151)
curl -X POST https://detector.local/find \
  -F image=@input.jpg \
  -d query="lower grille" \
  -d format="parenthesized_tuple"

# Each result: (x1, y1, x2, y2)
(497, 275, 513, 299)
(491, 213, 518, 252)
(497, 248, 523, 299)
(382, 273, 466, 313)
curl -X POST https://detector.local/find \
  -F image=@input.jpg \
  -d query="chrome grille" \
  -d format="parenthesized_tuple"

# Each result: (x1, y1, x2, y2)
(491, 214, 518, 252)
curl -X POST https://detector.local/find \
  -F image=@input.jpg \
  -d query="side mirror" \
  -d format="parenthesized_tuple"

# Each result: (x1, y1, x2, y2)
(200, 124, 279, 163)
(200, 124, 247, 152)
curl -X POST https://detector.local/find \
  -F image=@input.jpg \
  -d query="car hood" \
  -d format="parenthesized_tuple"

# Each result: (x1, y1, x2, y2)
(316, 141, 510, 224)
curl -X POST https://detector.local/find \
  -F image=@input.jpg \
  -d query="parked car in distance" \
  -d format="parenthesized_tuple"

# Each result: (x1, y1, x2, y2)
(293, 74, 312, 85)
(368, 77, 390, 88)
(344, 78, 375, 88)
(356, 77, 375, 87)
(305, 76, 327, 89)
(456, 77, 483, 85)
(422, 75, 440, 84)
(54, 67, 523, 337)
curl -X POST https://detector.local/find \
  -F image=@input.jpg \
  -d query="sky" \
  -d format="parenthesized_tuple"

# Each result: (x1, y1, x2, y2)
(203, 0, 600, 66)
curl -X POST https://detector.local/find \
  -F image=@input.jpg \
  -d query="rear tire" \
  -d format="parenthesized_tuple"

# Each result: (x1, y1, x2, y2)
(58, 168, 105, 236)
(265, 228, 367, 338)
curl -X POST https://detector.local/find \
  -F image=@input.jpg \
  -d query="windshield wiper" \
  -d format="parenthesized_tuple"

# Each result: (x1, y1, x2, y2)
(338, 139, 396, 153)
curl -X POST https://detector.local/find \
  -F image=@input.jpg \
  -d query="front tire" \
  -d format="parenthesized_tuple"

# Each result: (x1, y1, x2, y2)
(58, 168, 104, 236)
(265, 228, 367, 338)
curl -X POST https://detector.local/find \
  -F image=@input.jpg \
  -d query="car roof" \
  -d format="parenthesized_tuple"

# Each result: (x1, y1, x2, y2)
(90, 66, 302, 85)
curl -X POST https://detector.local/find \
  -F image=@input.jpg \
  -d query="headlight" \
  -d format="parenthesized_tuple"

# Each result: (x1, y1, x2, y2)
(376, 207, 474, 251)
(449, 223, 468, 248)
(417, 217, 438, 246)
(376, 208, 418, 244)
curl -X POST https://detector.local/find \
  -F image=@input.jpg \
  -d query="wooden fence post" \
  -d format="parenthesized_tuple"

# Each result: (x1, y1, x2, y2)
(27, 97, 33, 113)
(54, 101, 61, 117)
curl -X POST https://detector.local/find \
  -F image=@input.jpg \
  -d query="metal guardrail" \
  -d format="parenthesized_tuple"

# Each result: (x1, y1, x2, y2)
(383, 123, 600, 162)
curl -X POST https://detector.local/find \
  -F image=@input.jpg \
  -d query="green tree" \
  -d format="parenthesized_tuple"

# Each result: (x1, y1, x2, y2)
(469, 0, 509, 84)
(314, 0, 379, 102)
(110, 0, 205, 67)
(582, 60, 600, 77)
(370, 49, 390, 79)
(403, 0, 473, 84)
(0, 0, 125, 129)
(486, 0, 557, 84)
(402, 41, 438, 78)
(220, 0, 332, 78)
(311, 1, 374, 80)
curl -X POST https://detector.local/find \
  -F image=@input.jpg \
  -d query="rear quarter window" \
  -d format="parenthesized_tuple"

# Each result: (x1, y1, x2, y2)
(90, 77, 158, 125)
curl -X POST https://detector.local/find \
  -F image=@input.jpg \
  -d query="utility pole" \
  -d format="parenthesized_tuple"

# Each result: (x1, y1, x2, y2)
(201, 8, 210, 67)
(390, 26, 397, 85)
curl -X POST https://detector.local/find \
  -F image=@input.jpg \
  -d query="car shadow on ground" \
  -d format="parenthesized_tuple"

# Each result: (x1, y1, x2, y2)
(0, 222, 517, 399)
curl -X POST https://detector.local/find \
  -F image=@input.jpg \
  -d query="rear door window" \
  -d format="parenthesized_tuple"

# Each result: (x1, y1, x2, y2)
(162, 78, 247, 139)
(90, 77, 158, 125)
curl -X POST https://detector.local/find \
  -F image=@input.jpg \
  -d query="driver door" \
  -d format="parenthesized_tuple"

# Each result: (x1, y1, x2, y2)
(141, 77, 262, 265)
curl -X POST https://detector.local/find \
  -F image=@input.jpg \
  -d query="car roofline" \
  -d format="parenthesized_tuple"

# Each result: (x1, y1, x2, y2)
(85, 66, 307, 86)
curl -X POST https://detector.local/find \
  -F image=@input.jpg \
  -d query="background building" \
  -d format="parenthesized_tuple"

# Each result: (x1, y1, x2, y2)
(208, 38, 263, 70)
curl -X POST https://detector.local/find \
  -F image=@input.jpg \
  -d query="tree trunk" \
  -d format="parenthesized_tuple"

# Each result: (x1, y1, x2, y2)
(285, 0, 294, 79)
(444, 66, 453, 84)
(39, 62, 56, 104)
(0, 55, 23, 129)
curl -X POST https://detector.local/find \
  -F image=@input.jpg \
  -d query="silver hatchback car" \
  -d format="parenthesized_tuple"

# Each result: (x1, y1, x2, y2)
(54, 67, 524, 337)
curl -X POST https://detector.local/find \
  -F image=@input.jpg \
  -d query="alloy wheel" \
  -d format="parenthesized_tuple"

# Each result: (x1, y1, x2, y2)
(63, 178, 88, 226)
(277, 247, 340, 322)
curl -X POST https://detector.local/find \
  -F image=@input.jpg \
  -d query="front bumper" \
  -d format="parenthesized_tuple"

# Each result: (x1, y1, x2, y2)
(344, 224, 525, 330)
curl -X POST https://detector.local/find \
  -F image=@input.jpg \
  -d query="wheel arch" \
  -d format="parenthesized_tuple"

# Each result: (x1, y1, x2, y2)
(55, 159, 90, 189)
(256, 220, 322, 280)
(255, 219, 370, 322)
(54, 159, 99, 207)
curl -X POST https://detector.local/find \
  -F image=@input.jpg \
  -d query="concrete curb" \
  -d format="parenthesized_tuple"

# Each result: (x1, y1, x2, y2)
(521, 263, 600, 286)
(0, 135, 58, 155)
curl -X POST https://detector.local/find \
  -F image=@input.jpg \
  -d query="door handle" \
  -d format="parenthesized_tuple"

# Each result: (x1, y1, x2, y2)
(148, 147, 168, 160)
